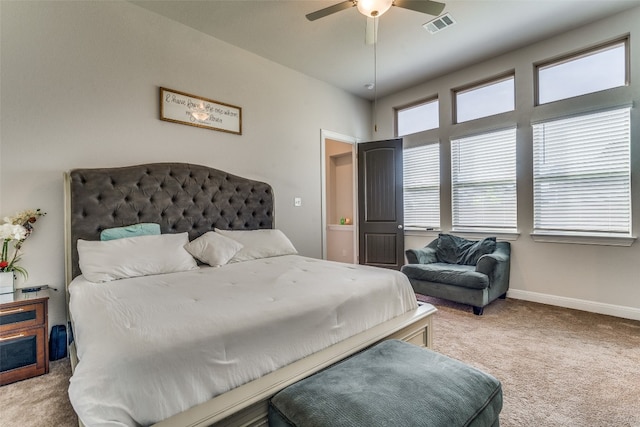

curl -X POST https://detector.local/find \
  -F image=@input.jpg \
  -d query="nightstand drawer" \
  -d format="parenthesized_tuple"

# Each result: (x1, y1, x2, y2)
(0, 327, 47, 385)
(0, 301, 46, 333)
(0, 297, 49, 385)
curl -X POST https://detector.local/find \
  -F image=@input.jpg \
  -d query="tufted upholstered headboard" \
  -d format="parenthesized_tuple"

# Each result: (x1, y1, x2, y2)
(64, 163, 274, 282)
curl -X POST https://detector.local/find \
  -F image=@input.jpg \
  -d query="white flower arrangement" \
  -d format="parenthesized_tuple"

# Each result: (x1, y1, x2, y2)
(0, 209, 46, 279)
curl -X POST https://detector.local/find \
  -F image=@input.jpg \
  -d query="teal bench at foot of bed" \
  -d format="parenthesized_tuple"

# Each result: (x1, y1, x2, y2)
(268, 340, 502, 427)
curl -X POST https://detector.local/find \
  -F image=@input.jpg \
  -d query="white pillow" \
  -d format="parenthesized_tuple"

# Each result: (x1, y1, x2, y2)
(184, 231, 244, 267)
(215, 228, 298, 262)
(77, 233, 198, 282)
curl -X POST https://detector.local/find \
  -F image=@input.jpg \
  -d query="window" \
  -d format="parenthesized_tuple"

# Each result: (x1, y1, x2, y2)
(454, 75, 514, 123)
(532, 107, 631, 236)
(537, 40, 627, 105)
(451, 128, 517, 232)
(403, 143, 440, 229)
(396, 99, 439, 137)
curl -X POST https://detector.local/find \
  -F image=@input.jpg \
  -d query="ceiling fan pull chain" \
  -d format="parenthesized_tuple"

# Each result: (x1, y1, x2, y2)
(373, 16, 378, 133)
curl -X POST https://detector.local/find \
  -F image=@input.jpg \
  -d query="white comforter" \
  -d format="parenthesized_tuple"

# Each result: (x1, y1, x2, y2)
(68, 255, 418, 426)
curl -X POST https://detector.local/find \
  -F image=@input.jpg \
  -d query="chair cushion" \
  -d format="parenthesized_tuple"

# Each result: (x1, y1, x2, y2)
(435, 234, 469, 263)
(269, 340, 502, 427)
(459, 237, 497, 265)
(401, 263, 490, 290)
(436, 234, 496, 266)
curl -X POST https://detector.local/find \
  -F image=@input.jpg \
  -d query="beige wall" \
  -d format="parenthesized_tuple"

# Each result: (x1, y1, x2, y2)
(0, 1, 371, 330)
(325, 140, 354, 225)
(375, 7, 640, 319)
(325, 139, 355, 263)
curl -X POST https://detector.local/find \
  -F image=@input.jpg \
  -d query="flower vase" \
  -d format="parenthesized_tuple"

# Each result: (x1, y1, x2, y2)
(0, 272, 15, 303)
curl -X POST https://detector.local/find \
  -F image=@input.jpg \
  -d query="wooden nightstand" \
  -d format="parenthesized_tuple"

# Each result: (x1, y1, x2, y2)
(0, 296, 49, 385)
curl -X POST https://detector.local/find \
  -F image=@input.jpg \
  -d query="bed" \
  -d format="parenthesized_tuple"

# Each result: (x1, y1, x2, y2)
(63, 162, 437, 427)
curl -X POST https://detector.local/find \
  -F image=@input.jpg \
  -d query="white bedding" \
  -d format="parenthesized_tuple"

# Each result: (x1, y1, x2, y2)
(68, 255, 418, 426)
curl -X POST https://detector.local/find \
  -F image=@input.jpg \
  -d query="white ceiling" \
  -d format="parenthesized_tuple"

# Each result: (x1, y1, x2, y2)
(131, 0, 640, 100)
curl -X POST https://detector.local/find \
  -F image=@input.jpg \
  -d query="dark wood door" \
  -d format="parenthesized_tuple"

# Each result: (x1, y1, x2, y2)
(357, 139, 404, 270)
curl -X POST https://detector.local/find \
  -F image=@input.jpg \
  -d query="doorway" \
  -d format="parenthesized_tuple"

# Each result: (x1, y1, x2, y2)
(321, 130, 358, 263)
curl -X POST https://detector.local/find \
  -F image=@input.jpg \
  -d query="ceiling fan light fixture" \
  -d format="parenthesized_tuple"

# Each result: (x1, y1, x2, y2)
(356, 0, 393, 18)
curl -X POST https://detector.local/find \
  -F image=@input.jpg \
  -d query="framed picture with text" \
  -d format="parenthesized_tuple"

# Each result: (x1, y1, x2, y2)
(160, 87, 242, 135)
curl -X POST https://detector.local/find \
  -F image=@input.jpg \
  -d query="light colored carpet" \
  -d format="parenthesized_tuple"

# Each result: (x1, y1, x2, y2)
(0, 297, 638, 426)
(0, 357, 77, 427)
(421, 295, 640, 427)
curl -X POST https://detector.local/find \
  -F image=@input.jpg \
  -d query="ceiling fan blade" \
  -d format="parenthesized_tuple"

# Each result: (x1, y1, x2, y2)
(365, 17, 377, 45)
(305, 1, 355, 21)
(393, 0, 446, 16)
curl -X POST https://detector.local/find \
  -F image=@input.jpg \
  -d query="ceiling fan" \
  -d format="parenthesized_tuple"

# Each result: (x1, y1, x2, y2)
(305, 0, 446, 22)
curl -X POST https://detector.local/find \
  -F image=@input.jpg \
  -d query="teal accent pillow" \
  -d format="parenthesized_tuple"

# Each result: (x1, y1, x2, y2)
(100, 223, 161, 241)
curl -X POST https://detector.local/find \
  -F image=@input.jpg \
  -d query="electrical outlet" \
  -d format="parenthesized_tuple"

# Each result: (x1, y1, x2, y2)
(294, 197, 302, 207)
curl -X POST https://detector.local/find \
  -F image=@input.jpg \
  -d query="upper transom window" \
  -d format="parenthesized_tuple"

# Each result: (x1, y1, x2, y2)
(536, 39, 628, 105)
(396, 98, 439, 137)
(454, 74, 515, 123)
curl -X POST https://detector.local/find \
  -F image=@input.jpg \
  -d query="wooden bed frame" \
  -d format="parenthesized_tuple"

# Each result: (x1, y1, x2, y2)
(63, 162, 436, 427)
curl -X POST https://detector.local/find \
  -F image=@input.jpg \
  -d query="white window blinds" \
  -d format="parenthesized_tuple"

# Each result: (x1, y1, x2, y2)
(451, 128, 517, 231)
(403, 143, 440, 229)
(533, 107, 631, 235)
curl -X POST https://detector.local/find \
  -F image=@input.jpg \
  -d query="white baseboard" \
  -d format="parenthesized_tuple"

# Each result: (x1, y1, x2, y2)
(507, 289, 640, 321)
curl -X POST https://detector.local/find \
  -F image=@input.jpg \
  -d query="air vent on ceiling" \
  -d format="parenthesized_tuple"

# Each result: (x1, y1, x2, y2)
(423, 13, 456, 34)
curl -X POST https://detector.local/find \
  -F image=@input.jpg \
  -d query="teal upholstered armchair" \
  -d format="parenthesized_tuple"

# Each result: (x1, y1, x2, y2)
(401, 234, 511, 315)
